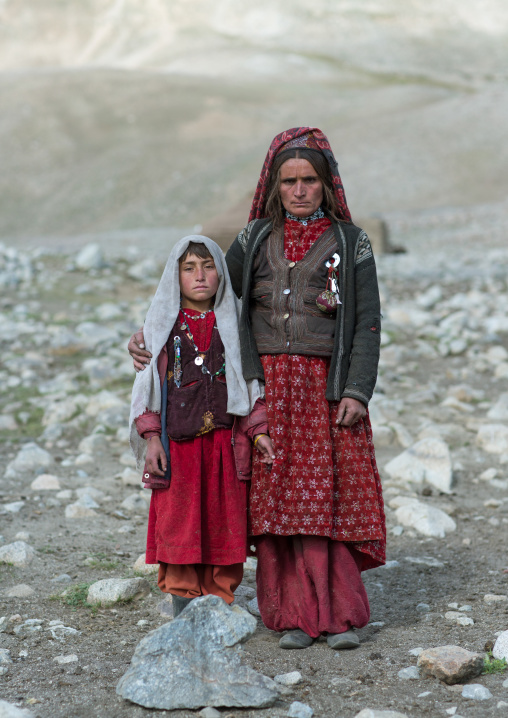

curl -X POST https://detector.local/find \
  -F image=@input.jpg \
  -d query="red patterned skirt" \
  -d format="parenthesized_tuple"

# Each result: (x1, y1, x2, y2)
(249, 354, 385, 568)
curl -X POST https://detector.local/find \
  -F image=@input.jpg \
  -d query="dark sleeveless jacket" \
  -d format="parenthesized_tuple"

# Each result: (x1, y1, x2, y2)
(249, 224, 337, 356)
(165, 322, 233, 441)
(225, 218, 381, 406)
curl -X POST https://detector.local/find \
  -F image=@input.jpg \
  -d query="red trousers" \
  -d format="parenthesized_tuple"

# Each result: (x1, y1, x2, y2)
(255, 535, 370, 637)
(158, 562, 243, 604)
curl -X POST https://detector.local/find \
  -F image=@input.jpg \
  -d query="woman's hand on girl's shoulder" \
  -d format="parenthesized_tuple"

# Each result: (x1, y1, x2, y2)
(128, 328, 152, 372)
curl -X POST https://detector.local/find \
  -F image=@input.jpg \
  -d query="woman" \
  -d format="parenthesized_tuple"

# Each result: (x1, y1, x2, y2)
(129, 127, 385, 649)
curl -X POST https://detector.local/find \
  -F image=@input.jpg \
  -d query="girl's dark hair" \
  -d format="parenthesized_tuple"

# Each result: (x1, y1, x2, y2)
(179, 241, 213, 263)
(264, 148, 339, 227)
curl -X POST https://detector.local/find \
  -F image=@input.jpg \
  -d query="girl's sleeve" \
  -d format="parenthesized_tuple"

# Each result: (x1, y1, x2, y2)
(135, 410, 162, 440)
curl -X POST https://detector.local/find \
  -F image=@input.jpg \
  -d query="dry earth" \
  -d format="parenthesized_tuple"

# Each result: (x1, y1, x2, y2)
(1, 201, 508, 717)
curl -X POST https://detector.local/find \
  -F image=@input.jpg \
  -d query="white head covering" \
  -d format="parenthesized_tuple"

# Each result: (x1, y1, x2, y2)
(129, 235, 261, 467)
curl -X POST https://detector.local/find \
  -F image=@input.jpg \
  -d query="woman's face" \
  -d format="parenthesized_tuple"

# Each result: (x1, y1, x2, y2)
(278, 158, 324, 218)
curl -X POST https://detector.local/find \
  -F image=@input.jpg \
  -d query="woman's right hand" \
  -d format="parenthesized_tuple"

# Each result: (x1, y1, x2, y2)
(128, 328, 152, 372)
(254, 435, 275, 466)
(145, 436, 167, 477)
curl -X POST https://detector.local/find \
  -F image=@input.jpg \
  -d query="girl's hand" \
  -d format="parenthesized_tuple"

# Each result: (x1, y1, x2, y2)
(128, 329, 152, 372)
(335, 397, 366, 427)
(254, 434, 275, 466)
(145, 436, 167, 476)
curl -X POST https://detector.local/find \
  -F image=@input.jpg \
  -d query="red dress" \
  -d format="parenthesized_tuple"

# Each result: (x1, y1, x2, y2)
(145, 309, 248, 567)
(249, 217, 386, 636)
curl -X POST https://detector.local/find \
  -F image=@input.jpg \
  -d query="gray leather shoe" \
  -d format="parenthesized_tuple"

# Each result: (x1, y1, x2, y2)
(327, 629, 360, 649)
(172, 595, 194, 617)
(279, 629, 314, 649)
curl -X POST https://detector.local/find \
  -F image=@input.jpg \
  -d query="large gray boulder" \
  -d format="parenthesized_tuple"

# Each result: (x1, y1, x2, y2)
(116, 594, 278, 710)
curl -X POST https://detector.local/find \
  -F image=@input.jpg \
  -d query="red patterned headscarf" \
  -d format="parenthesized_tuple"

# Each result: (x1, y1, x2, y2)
(248, 127, 352, 223)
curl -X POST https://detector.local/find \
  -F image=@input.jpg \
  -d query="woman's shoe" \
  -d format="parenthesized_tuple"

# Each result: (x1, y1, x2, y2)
(279, 629, 314, 649)
(172, 595, 194, 617)
(327, 629, 360, 649)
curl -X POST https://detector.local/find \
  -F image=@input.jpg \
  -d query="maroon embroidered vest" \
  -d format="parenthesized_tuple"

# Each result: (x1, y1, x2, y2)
(165, 321, 233, 441)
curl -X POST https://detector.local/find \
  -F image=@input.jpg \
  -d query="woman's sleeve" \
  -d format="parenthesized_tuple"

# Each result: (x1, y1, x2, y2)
(225, 221, 257, 297)
(341, 232, 381, 406)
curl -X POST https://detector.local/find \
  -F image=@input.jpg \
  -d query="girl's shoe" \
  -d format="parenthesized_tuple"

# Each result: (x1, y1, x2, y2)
(326, 629, 360, 649)
(172, 595, 194, 617)
(279, 629, 314, 649)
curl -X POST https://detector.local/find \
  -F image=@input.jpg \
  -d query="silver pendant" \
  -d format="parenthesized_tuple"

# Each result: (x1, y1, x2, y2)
(194, 356, 204, 366)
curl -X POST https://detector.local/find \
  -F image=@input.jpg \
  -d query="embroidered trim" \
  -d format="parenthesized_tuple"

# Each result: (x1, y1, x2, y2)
(355, 231, 373, 265)
(285, 207, 325, 224)
(237, 219, 257, 253)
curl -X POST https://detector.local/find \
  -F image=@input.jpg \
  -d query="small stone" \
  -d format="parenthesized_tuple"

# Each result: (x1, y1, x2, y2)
(53, 654, 78, 664)
(417, 646, 484, 684)
(0, 541, 35, 568)
(0, 700, 36, 717)
(444, 612, 474, 626)
(479, 468, 498, 481)
(132, 553, 158, 575)
(408, 647, 424, 656)
(30, 474, 61, 490)
(14, 531, 30, 541)
(247, 596, 261, 617)
(2, 584, 35, 598)
(493, 630, 508, 660)
(65, 502, 97, 519)
(120, 468, 141, 486)
(395, 500, 456, 538)
(398, 666, 420, 679)
(484, 593, 508, 604)
(405, 556, 445, 567)
(384, 438, 452, 493)
(477, 424, 508, 454)
(416, 603, 430, 613)
(0, 649, 13, 665)
(50, 574, 72, 584)
(354, 710, 409, 718)
(2, 502, 25, 514)
(274, 671, 303, 686)
(288, 701, 313, 718)
(87, 578, 151, 606)
(75, 487, 104, 502)
(120, 493, 148, 512)
(75, 243, 105, 270)
(199, 709, 221, 718)
(461, 684, 492, 700)
(56, 490, 73, 500)
(118, 524, 135, 534)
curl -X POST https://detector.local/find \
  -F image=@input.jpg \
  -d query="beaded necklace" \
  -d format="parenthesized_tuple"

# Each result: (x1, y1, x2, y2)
(285, 207, 325, 226)
(177, 308, 225, 382)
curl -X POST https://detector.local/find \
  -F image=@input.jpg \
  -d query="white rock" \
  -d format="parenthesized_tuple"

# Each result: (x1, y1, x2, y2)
(128, 257, 159, 280)
(247, 596, 261, 617)
(65, 503, 98, 519)
(493, 630, 508, 661)
(398, 666, 420, 679)
(119, 451, 137, 468)
(395, 500, 456, 538)
(487, 393, 508, 421)
(2, 502, 25, 514)
(461, 684, 492, 700)
(56, 490, 73, 500)
(133, 553, 158, 575)
(354, 710, 409, 718)
(274, 671, 302, 686)
(14, 532, 30, 541)
(484, 593, 508, 604)
(479, 468, 498, 481)
(75, 487, 104, 501)
(4, 443, 53, 478)
(0, 542, 35, 568)
(477, 425, 508, 455)
(53, 654, 78, 664)
(444, 611, 474, 626)
(30, 474, 61, 491)
(2, 584, 35, 598)
(198, 709, 221, 718)
(85, 390, 124, 417)
(408, 647, 424, 656)
(388, 422, 413, 448)
(405, 556, 444, 568)
(384, 438, 452, 493)
(121, 493, 149, 512)
(42, 395, 87, 426)
(0, 649, 13, 665)
(75, 243, 105, 270)
(74, 453, 94, 466)
(120, 468, 142, 486)
(78, 433, 109, 454)
(87, 578, 151, 606)
(0, 700, 36, 717)
(416, 285, 442, 309)
(0, 415, 17, 431)
(288, 701, 313, 718)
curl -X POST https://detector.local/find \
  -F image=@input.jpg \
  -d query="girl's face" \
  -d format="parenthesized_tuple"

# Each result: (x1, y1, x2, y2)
(179, 253, 219, 311)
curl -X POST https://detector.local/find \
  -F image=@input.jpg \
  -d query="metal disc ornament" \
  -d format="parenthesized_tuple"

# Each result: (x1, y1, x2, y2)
(194, 356, 204, 366)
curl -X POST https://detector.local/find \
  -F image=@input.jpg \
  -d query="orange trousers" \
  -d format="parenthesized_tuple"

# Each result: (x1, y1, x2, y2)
(158, 562, 243, 604)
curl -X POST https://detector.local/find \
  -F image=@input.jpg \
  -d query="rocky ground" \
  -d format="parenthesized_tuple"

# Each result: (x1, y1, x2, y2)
(1, 203, 508, 717)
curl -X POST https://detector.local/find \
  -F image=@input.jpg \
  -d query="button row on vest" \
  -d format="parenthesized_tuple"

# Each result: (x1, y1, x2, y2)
(283, 288, 290, 295)
(283, 312, 289, 319)
(289, 261, 296, 268)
